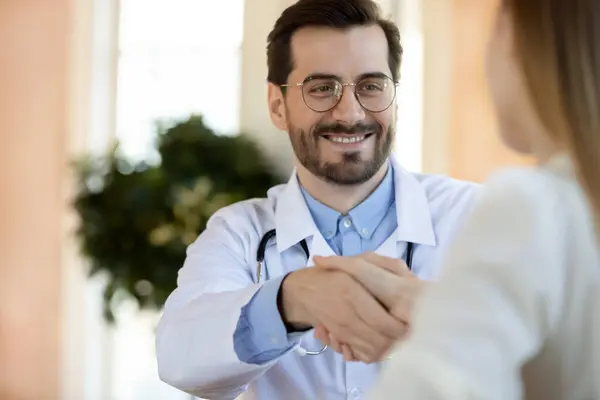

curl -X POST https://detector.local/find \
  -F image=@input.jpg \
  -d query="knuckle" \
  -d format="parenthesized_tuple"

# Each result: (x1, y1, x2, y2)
(344, 291, 358, 306)
(334, 328, 351, 343)
(370, 340, 391, 361)
(374, 314, 393, 329)
(329, 337, 341, 352)
(396, 321, 409, 338)
(338, 271, 355, 286)
(391, 302, 411, 322)
(337, 318, 350, 331)
(363, 354, 376, 364)
(341, 281, 358, 301)
(383, 318, 406, 338)
(366, 347, 383, 364)
(394, 259, 405, 270)
(335, 313, 353, 332)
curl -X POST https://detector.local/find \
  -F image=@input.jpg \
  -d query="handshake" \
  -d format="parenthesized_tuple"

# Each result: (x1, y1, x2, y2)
(279, 252, 426, 364)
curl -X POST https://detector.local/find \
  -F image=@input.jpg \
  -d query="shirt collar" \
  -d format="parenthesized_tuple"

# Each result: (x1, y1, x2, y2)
(274, 156, 436, 253)
(299, 187, 339, 240)
(299, 165, 394, 240)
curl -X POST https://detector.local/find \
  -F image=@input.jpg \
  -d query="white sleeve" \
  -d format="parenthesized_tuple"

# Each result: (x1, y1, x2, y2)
(155, 208, 277, 399)
(368, 170, 566, 400)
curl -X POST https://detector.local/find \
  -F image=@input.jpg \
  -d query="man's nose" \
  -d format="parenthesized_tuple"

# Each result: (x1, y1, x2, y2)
(330, 86, 366, 125)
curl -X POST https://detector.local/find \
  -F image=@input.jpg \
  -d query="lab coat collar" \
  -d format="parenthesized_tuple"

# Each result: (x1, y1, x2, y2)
(274, 156, 437, 253)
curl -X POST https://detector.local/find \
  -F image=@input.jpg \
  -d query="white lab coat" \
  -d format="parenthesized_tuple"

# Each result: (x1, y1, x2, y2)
(155, 158, 478, 400)
(368, 154, 600, 400)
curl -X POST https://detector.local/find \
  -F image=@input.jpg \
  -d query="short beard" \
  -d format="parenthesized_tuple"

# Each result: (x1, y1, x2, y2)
(287, 119, 394, 185)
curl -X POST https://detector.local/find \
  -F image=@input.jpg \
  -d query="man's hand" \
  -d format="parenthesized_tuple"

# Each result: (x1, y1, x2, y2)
(279, 267, 406, 363)
(312, 252, 427, 362)
(315, 252, 425, 321)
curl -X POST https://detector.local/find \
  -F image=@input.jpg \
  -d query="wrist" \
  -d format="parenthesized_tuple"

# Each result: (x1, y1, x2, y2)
(278, 272, 311, 332)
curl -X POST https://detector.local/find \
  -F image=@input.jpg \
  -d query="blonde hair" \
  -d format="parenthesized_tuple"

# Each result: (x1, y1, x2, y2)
(506, 0, 600, 232)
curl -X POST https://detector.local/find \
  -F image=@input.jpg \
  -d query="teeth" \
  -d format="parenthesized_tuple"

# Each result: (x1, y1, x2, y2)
(328, 135, 366, 144)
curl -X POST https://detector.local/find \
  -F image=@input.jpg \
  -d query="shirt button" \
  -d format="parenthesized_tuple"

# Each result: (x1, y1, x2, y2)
(361, 228, 369, 236)
(349, 387, 362, 399)
(343, 218, 352, 228)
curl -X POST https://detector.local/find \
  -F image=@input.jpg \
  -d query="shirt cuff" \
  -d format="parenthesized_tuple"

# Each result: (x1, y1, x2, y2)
(233, 274, 297, 364)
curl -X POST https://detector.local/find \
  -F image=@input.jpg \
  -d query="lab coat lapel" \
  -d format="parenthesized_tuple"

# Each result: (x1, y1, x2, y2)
(373, 229, 401, 258)
(308, 230, 399, 267)
(274, 170, 319, 253)
(389, 157, 437, 247)
(271, 171, 331, 275)
(305, 232, 335, 267)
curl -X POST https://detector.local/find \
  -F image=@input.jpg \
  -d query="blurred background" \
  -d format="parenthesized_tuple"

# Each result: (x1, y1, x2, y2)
(0, 0, 530, 399)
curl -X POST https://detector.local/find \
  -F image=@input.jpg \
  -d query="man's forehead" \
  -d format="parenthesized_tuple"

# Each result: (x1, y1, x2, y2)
(289, 24, 391, 80)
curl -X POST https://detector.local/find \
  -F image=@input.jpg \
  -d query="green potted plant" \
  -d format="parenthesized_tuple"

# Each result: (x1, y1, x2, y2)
(73, 115, 282, 321)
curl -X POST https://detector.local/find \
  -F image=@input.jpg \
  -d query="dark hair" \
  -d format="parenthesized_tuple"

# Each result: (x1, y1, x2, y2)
(266, 0, 403, 85)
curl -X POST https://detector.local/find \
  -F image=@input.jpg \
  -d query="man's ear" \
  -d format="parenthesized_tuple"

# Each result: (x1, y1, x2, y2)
(267, 83, 288, 131)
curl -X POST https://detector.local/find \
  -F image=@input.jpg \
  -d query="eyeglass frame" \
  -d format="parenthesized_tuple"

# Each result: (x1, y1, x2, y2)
(279, 72, 400, 113)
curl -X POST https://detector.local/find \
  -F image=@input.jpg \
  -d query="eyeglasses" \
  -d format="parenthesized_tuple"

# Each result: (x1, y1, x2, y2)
(281, 74, 398, 113)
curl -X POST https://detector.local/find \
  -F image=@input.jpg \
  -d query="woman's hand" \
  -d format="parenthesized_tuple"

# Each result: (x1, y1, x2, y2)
(312, 252, 427, 362)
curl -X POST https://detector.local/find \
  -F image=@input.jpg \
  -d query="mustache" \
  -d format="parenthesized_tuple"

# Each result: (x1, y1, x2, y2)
(312, 122, 381, 136)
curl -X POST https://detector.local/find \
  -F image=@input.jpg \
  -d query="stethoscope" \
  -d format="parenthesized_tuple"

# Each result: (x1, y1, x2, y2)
(256, 228, 414, 357)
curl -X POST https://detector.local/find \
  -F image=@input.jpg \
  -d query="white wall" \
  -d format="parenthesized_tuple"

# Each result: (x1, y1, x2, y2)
(239, 0, 295, 177)
(62, 0, 119, 398)
(419, 0, 453, 174)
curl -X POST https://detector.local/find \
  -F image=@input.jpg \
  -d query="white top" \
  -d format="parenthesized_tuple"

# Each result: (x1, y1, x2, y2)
(368, 155, 600, 400)
(155, 158, 478, 400)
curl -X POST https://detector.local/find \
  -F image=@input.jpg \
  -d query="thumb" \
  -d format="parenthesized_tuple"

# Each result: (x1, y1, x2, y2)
(312, 255, 327, 267)
(360, 252, 411, 277)
(313, 255, 345, 269)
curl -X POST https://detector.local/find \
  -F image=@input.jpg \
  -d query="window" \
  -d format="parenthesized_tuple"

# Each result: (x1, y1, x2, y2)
(393, 0, 424, 173)
(109, 1, 245, 399)
(116, 0, 245, 162)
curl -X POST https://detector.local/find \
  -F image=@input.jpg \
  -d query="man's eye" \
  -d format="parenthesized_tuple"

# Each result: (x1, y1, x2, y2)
(310, 85, 334, 93)
(359, 82, 383, 91)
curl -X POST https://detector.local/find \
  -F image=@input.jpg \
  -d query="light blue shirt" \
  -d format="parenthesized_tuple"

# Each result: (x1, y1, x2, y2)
(234, 166, 397, 364)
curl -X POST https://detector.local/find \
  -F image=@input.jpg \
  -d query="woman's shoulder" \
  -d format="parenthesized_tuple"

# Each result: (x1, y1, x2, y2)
(476, 155, 579, 218)
(471, 165, 562, 225)
(448, 157, 583, 269)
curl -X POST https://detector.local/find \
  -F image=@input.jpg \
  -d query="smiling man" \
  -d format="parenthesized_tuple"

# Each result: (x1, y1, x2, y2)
(156, 1, 479, 399)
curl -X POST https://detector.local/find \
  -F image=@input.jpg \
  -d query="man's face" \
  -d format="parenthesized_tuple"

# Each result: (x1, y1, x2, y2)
(268, 25, 396, 185)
